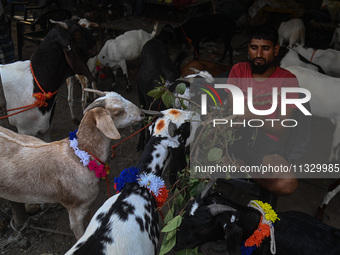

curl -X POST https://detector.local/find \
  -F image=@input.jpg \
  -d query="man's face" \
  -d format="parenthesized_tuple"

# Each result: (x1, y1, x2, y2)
(248, 38, 279, 74)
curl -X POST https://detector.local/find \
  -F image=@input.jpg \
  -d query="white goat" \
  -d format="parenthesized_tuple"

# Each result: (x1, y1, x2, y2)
(278, 18, 305, 47)
(291, 44, 340, 77)
(0, 89, 144, 239)
(279, 48, 325, 73)
(330, 25, 340, 50)
(65, 109, 198, 255)
(98, 23, 158, 92)
(286, 66, 340, 161)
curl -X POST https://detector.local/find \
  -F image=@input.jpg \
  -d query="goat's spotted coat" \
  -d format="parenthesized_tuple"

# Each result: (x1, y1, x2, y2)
(66, 109, 198, 255)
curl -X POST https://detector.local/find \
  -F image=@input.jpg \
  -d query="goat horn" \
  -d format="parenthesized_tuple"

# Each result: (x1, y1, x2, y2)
(84, 99, 106, 113)
(141, 109, 164, 117)
(189, 67, 201, 74)
(201, 179, 217, 199)
(50, 19, 68, 30)
(84, 88, 106, 97)
(207, 204, 236, 216)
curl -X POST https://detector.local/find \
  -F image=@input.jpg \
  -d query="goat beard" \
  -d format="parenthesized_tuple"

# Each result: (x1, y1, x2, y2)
(248, 57, 275, 74)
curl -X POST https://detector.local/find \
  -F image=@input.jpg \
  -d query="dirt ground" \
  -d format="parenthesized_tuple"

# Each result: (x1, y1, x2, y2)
(0, 14, 339, 255)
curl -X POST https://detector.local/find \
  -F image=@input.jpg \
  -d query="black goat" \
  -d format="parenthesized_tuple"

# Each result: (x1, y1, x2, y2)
(137, 38, 181, 150)
(175, 181, 340, 255)
(158, 13, 237, 67)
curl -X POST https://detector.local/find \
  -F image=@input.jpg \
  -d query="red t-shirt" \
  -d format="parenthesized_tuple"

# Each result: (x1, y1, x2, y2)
(226, 62, 299, 141)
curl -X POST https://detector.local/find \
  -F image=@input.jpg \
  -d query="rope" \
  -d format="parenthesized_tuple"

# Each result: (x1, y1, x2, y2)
(249, 200, 276, 255)
(310, 49, 317, 62)
(181, 27, 199, 59)
(0, 63, 58, 119)
(111, 119, 155, 158)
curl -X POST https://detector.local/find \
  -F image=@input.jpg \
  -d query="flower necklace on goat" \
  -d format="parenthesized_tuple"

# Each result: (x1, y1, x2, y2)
(241, 200, 280, 255)
(69, 130, 110, 179)
(113, 167, 169, 208)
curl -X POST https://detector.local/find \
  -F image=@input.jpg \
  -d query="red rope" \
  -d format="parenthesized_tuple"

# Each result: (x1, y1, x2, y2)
(111, 119, 154, 158)
(181, 27, 199, 59)
(310, 49, 317, 62)
(0, 63, 58, 119)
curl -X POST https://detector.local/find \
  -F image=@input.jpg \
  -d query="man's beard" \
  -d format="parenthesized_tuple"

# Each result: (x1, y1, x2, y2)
(249, 57, 274, 74)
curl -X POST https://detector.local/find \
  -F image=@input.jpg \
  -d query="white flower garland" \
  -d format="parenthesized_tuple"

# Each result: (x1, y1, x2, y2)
(138, 173, 165, 196)
(69, 137, 91, 166)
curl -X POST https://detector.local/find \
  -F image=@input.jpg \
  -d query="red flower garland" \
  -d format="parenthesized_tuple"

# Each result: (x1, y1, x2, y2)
(244, 216, 271, 248)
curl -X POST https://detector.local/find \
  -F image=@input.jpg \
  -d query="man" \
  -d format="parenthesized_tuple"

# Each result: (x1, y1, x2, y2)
(226, 25, 299, 195)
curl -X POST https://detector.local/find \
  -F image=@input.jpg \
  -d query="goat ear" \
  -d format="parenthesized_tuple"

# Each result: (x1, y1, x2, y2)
(94, 108, 121, 140)
(62, 42, 96, 82)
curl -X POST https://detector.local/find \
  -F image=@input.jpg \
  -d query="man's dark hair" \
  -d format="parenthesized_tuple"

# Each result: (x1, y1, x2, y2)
(248, 25, 278, 45)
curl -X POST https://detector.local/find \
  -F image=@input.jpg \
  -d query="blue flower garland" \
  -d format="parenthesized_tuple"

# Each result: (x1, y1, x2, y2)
(114, 167, 140, 192)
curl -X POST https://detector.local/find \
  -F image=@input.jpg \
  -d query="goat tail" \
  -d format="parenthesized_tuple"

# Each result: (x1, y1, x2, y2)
(152, 22, 159, 37)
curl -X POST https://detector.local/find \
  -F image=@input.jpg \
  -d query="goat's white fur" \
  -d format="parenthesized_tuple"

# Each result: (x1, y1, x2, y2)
(280, 49, 322, 72)
(1, 61, 52, 137)
(278, 18, 305, 47)
(292, 44, 340, 77)
(286, 66, 340, 161)
(0, 90, 144, 239)
(98, 23, 158, 89)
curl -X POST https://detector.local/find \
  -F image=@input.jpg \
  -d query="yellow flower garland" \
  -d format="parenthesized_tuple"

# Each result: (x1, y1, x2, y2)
(252, 200, 280, 223)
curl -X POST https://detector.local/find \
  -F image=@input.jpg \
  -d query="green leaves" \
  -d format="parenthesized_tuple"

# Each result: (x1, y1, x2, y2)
(175, 83, 187, 95)
(162, 215, 183, 233)
(207, 148, 223, 162)
(159, 215, 183, 255)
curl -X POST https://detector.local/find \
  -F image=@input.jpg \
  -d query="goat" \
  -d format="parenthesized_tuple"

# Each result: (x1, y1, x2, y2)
(136, 38, 181, 151)
(278, 18, 305, 47)
(291, 44, 340, 77)
(66, 18, 99, 124)
(0, 19, 97, 140)
(65, 109, 197, 255)
(278, 47, 325, 73)
(181, 60, 231, 78)
(0, 89, 145, 239)
(285, 66, 340, 161)
(175, 180, 340, 255)
(316, 179, 340, 220)
(157, 13, 236, 67)
(98, 23, 158, 92)
(330, 25, 340, 50)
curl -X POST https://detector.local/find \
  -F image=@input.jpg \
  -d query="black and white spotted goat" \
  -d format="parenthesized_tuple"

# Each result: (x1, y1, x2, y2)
(0, 19, 96, 140)
(175, 180, 340, 255)
(65, 109, 198, 255)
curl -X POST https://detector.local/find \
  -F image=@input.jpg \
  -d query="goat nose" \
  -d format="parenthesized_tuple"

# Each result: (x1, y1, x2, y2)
(140, 112, 145, 118)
